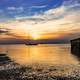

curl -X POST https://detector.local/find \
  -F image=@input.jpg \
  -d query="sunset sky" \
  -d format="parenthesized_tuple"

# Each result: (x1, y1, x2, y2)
(0, 0, 80, 43)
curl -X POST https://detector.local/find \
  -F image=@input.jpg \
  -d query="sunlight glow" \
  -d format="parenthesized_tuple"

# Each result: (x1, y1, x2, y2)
(31, 33, 40, 40)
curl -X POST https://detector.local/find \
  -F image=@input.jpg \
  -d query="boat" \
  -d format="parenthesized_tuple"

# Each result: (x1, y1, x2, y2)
(25, 34, 38, 45)
(25, 43, 38, 45)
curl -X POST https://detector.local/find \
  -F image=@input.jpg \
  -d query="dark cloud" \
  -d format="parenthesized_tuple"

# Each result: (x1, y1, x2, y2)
(0, 28, 9, 34)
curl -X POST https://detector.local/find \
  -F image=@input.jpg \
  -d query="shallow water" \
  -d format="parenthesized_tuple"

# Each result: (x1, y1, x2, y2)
(0, 44, 79, 66)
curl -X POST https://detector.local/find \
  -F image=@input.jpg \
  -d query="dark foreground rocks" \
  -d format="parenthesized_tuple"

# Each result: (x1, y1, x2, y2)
(0, 64, 80, 80)
(0, 54, 80, 80)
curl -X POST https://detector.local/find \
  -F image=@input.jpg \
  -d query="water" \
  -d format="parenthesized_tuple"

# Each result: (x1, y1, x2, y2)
(0, 44, 79, 66)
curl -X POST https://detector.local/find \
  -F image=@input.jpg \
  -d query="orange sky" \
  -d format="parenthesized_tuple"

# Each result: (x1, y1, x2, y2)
(0, 1, 80, 42)
(0, 16, 80, 41)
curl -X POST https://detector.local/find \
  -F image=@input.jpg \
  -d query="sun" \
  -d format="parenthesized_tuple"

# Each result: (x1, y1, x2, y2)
(31, 33, 40, 40)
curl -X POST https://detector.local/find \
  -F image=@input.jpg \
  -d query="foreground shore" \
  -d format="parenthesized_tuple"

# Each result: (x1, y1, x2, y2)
(0, 54, 80, 80)
(0, 63, 80, 80)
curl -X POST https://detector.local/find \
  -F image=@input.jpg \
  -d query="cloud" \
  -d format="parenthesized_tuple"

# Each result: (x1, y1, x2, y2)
(13, 0, 80, 39)
(0, 28, 9, 34)
(30, 5, 47, 9)
(4, 0, 80, 26)
(63, 0, 80, 6)
(0, 6, 24, 22)
(0, 9, 3, 13)
(12, 0, 80, 27)
(14, 5, 66, 24)
(14, 1, 80, 24)
(7, 7, 17, 10)
(7, 7, 24, 10)
(0, 0, 79, 23)
(7, 6, 24, 13)
(0, 0, 80, 40)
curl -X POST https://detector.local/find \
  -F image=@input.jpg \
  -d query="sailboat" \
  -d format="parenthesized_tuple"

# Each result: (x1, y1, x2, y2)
(25, 32, 38, 45)
(26, 43, 38, 45)
(0, 28, 38, 45)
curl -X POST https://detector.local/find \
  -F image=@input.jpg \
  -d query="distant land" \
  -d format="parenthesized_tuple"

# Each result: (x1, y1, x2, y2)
(0, 38, 70, 45)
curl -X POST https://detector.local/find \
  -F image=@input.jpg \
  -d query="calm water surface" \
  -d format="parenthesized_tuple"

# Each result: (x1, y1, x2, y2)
(0, 44, 79, 66)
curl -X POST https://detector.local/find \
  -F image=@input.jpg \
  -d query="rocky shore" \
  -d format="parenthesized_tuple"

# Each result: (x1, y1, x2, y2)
(0, 64, 80, 80)
(0, 54, 80, 80)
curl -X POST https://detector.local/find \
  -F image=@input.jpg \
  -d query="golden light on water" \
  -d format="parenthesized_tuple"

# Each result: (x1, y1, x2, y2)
(4, 44, 79, 65)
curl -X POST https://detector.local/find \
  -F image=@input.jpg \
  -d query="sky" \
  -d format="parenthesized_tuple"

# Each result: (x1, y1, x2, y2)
(0, 0, 80, 43)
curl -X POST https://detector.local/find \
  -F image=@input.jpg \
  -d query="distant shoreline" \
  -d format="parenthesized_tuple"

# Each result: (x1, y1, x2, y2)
(0, 43, 70, 45)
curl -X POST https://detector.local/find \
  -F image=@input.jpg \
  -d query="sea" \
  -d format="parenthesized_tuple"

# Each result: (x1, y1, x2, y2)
(0, 44, 79, 66)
